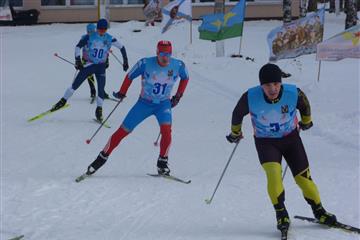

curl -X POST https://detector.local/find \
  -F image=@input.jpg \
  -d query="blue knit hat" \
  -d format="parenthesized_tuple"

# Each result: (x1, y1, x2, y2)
(97, 18, 108, 29)
(86, 23, 96, 33)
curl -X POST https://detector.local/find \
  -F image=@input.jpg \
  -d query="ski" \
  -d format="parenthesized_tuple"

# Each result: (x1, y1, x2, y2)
(93, 119, 111, 128)
(294, 215, 360, 234)
(106, 97, 121, 103)
(91, 97, 118, 104)
(8, 235, 24, 240)
(147, 173, 191, 184)
(75, 173, 91, 182)
(27, 104, 70, 122)
(280, 228, 288, 240)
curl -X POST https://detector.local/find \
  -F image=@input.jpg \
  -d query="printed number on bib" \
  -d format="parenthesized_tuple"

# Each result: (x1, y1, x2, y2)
(92, 48, 105, 59)
(269, 123, 280, 132)
(153, 83, 167, 95)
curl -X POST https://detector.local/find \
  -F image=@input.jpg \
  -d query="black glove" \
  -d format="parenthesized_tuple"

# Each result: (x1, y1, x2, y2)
(105, 57, 109, 69)
(299, 121, 313, 131)
(123, 59, 129, 72)
(226, 132, 243, 143)
(75, 57, 83, 70)
(112, 91, 126, 100)
(171, 94, 182, 108)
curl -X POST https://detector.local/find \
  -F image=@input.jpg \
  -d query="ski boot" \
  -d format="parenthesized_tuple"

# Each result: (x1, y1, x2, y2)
(312, 203, 337, 226)
(276, 207, 290, 231)
(51, 98, 67, 111)
(157, 156, 170, 176)
(86, 151, 108, 175)
(104, 92, 110, 99)
(95, 106, 103, 122)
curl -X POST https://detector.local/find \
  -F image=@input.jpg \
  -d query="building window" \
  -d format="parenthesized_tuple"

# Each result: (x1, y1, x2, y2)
(41, 0, 66, 6)
(9, 0, 23, 6)
(128, 0, 144, 4)
(70, 0, 95, 5)
(110, 0, 123, 4)
(110, 0, 144, 4)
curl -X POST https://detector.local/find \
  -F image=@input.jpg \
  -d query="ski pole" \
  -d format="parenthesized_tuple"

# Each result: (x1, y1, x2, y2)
(110, 50, 123, 65)
(282, 164, 288, 180)
(205, 141, 240, 204)
(153, 132, 161, 146)
(86, 99, 123, 144)
(54, 53, 75, 66)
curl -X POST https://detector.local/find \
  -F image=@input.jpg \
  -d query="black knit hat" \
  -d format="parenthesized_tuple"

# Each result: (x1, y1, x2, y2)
(259, 63, 282, 85)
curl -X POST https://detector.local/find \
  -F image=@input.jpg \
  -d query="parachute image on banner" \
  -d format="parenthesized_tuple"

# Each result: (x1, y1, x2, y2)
(161, 0, 191, 34)
(317, 25, 360, 61)
(198, 0, 246, 41)
(267, 8, 325, 61)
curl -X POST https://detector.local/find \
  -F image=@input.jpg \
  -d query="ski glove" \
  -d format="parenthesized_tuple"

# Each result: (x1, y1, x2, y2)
(299, 121, 313, 131)
(226, 132, 243, 143)
(75, 57, 83, 70)
(113, 91, 126, 100)
(171, 93, 182, 108)
(123, 59, 129, 72)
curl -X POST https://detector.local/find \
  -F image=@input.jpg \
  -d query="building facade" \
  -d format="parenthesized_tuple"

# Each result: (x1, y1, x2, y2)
(8, 0, 300, 23)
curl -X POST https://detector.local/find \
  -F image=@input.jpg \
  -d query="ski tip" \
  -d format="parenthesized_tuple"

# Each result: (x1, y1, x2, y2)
(75, 178, 81, 183)
(27, 117, 36, 122)
(8, 235, 25, 240)
(75, 174, 88, 182)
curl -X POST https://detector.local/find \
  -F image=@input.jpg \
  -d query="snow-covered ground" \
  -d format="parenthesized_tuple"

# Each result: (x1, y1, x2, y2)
(1, 12, 359, 240)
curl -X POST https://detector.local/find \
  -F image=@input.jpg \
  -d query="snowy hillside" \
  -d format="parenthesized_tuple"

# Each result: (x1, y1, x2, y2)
(1, 12, 359, 240)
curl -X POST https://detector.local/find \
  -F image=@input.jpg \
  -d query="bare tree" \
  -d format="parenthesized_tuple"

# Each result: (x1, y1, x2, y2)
(345, 0, 357, 29)
(300, 0, 307, 17)
(307, 0, 317, 12)
(283, 0, 292, 23)
(329, 0, 335, 12)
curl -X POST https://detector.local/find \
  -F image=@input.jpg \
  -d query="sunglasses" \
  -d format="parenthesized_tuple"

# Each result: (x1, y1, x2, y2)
(159, 52, 171, 57)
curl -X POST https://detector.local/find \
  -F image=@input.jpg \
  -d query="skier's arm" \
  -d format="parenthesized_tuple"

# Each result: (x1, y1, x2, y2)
(75, 35, 89, 59)
(175, 61, 189, 97)
(171, 61, 189, 107)
(231, 92, 249, 136)
(226, 92, 248, 143)
(296, 88, 313, 130)
(112, 38, 129, 71)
